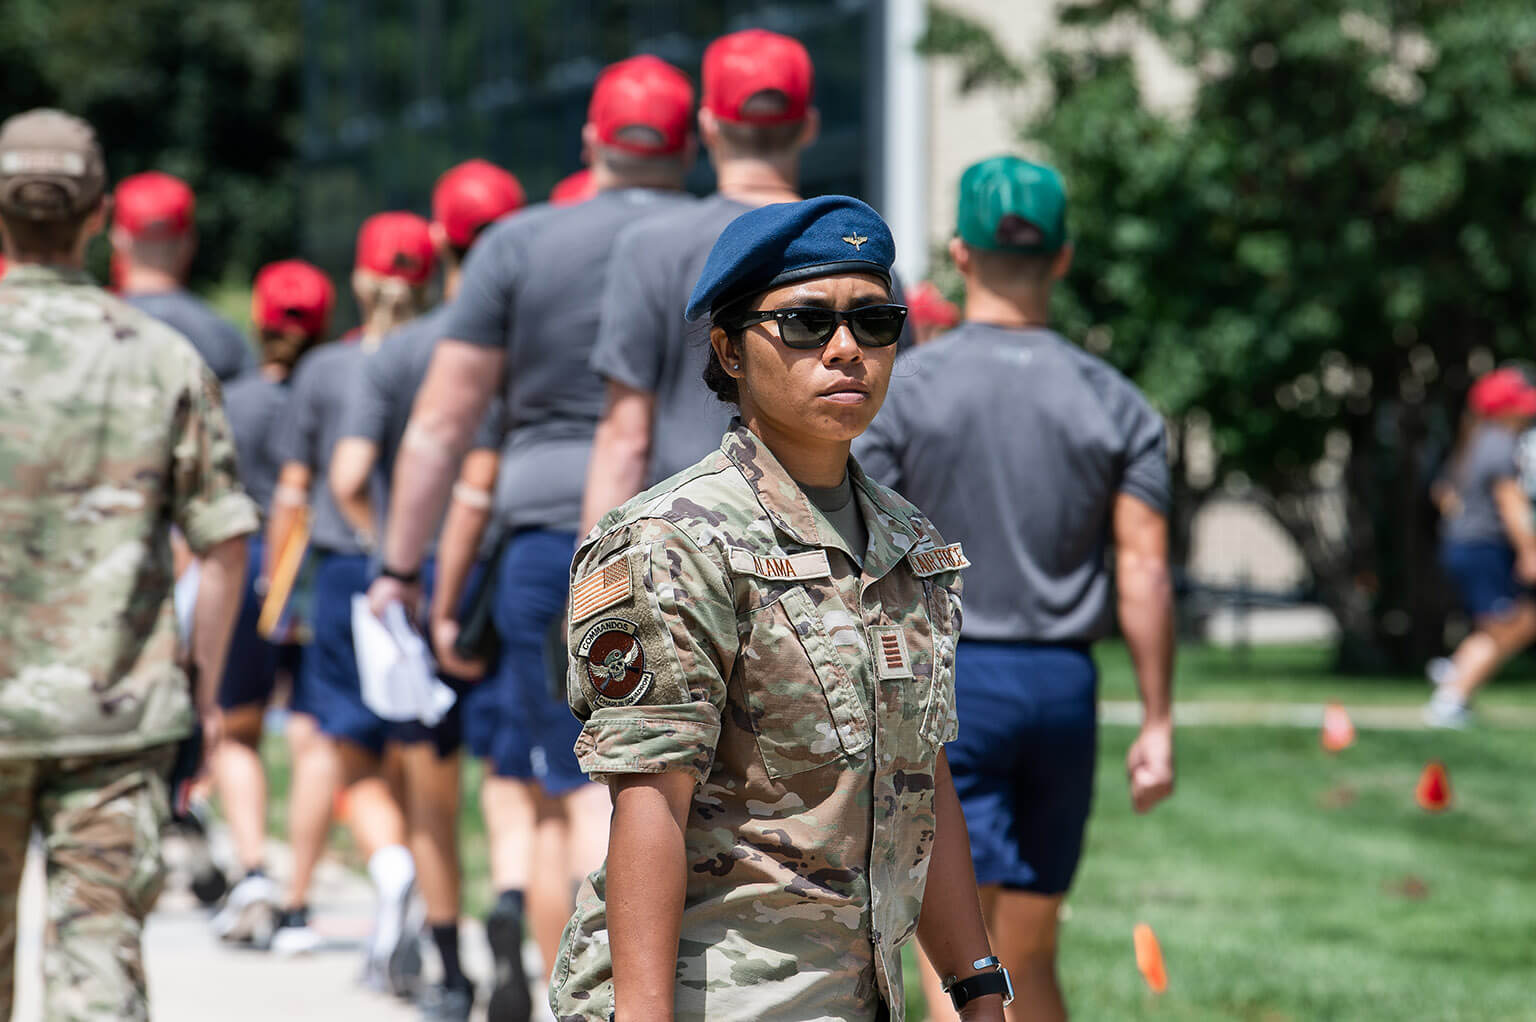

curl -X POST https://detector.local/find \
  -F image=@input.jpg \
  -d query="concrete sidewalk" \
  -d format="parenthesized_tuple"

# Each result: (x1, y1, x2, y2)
(13, 829, 551, 1022)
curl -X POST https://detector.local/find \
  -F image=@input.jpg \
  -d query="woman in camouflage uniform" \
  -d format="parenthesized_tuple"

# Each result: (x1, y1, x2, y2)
(551, 197, 1010, 1022)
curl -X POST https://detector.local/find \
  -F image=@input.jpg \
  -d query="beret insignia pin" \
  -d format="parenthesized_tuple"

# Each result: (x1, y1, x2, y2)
(842, 233, 868, 251)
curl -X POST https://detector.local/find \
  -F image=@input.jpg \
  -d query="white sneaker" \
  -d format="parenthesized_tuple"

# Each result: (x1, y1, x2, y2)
(1426, 657, 1456, 688)
(1423, 695, 1473, 730)
(211, 873, 278, 948)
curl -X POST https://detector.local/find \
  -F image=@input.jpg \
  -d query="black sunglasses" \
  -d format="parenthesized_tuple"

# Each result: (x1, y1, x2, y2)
(730, 304, 909, 349)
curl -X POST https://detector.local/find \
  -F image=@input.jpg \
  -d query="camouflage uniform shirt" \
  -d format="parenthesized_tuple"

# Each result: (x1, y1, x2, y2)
(551, 422, 966, 1022)
(0, 266, 258, 758)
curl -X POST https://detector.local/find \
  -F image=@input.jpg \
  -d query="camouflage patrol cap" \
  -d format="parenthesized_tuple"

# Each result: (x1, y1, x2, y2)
(0, 109, 106, 221)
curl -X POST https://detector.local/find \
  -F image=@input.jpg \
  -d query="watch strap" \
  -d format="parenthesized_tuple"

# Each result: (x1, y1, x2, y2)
(948, 969, 1011, 1010)
(379, 563, 421, 585)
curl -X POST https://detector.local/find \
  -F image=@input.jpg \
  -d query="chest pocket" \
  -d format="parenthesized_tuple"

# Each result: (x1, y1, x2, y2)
(740, 586, 872, 778)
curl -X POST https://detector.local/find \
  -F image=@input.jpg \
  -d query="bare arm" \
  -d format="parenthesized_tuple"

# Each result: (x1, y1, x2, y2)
(1114, 492, 1175, 813)
(580, 381, 657, 536)
(607, 771, 694, 1021)
(190, 535, 248, 756)
(917, 750, 1006, 1021)
(379, 340, 503, 577)
(1493, 478, 1536, 581)
(430, 448, 500, 679)
(329, 437, 379, 549)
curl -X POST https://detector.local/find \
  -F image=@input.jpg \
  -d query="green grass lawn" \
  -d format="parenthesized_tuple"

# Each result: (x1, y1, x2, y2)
(259, 644, 1536, 1019)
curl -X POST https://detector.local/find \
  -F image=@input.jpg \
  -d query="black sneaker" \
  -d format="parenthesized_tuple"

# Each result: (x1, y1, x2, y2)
(272, 905, 324, 956)
(418, 982, 474, 1022)
(485, 904, 532, 1022)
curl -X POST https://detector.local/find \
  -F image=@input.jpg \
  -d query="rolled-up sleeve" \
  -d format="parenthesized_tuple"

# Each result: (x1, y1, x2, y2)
(568, 521, 735, 785)
(171, 365, 260, 554)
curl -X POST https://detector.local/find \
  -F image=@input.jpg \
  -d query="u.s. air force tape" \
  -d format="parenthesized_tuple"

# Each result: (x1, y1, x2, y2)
(907, 543, 969, 576)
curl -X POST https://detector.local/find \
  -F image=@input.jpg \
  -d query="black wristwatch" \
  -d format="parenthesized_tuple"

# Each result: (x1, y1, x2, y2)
(378, 562, 421, 585)
(943, 955, 1015, 1010)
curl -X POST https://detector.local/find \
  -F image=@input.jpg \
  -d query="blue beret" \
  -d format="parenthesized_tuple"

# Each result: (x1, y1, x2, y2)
(684, 195, 896, 321)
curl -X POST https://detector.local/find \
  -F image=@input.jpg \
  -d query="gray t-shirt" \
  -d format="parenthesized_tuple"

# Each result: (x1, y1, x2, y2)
(275, 341, 377, 555)
(125, 289, 255, 382)
(1443, 424, 1520, 545)
(222, 370, 289, 516)
(446, 188, 696, 533)
(338, 302, 504, 538)
(802, 473, 867, 567)
(856, 323, 1170, 643)
(592, 194, 751, 485)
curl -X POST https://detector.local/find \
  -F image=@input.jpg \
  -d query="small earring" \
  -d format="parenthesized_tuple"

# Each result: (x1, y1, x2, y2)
(731, 363, 740, 370)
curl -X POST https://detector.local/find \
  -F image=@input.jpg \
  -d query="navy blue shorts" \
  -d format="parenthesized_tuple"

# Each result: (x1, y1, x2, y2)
(1441, 539, 1529, 622)
(946, 640, 1098, 895)
(218, 538, 303, 711)
(487, 529, 586, 794)
(294, 551, 395, 756)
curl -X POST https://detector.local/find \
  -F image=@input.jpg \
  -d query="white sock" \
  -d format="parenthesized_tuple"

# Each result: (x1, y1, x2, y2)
(367, 845, 415, 957)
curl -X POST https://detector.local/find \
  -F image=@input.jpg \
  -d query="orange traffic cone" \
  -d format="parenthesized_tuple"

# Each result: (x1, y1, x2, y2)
(1321, 702, 1355, 752)
(1416, 760, 1451, 812)
(1133, 922, 1168, 993)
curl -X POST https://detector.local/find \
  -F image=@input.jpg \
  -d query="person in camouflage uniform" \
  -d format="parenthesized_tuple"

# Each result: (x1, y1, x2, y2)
(0, 109, 257, 1021)
(550, 197, 1009, 1021)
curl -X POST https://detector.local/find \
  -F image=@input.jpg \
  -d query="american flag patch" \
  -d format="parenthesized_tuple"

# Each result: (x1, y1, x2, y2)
(868, 626, 912, 680)
(570, 557, 632, 622)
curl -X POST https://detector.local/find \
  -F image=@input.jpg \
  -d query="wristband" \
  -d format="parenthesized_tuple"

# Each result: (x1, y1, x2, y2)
(943, 955, 1014, 1010)
(378, 563, 421, 585)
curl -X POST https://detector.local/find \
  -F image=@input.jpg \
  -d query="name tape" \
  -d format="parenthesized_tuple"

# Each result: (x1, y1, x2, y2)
(907, 543, 969, 577)
(728, 547, 832, 581)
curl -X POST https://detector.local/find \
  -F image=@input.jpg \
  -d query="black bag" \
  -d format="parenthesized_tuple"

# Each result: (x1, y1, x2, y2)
(452, 533, 508, 665)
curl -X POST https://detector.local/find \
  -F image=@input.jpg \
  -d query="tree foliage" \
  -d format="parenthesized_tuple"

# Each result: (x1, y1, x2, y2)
(926, 0, 1536, 668)
(0, 0, 301, 288)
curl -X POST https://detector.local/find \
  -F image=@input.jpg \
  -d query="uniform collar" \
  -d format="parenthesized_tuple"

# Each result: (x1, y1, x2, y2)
(1, 264, 95, 287)
(719, 419, 922, 580)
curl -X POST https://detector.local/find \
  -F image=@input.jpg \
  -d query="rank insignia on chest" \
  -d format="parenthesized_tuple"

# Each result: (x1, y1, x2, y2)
(576, 618, 654, 708)
(571, 557, 633, 622)
(907, 542, 970, 576)
(868, 625, 912, 680)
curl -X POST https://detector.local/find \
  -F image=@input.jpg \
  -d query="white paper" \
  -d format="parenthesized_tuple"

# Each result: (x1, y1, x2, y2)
(173, 560, 200, 655)
(351, 596, 457, 725)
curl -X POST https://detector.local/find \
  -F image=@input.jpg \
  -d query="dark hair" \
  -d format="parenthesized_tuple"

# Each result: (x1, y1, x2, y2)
(969, 244, 1058, 284)
(0, 196, 94, 257)
(702, 335, 739, 405)
(258, 325, 320, 371)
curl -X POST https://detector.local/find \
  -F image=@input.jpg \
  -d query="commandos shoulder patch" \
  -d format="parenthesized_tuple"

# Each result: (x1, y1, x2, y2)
(728, 547, 832, 581)
(576, 618, 654, 708)
(907, 543, 969, 576)
(570, 557, 633, 622)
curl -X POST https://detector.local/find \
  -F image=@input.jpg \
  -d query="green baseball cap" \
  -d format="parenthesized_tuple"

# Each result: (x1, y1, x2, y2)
(956, 155, 1067, 254)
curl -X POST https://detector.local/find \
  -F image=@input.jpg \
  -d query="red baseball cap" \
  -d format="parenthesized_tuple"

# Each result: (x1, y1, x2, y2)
(0, 255, 6, 280)
(115, 171, 196, 238)
(354, 211, 436, 286)
(1469, 368, 1536, 418)
(549, 168, 597, 206)
(432, 159, 526, 248)
(588, 55, 694, 155)
(252, 259, 335, 339)
(907, 281, 960, 328)
(702, 29, 813, 123)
